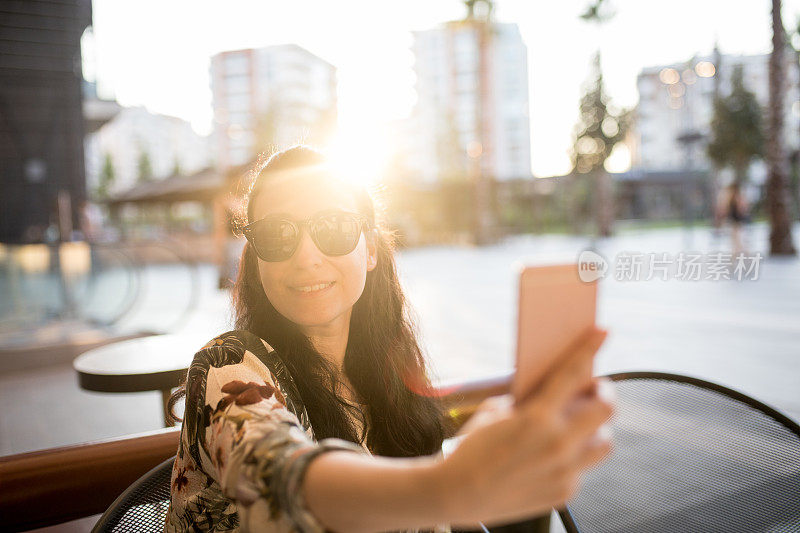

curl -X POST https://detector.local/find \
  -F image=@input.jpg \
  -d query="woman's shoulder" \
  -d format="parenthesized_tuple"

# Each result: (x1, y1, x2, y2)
(189, 330, 276, 370)
(184, 329, 312, 435)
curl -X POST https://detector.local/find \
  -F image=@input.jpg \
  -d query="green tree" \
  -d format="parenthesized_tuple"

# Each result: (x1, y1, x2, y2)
(765, 0, 797, 254)
(96, 151, 116, 199)
(574, 0, 627, 237)
(707, 65, 764, 184)
(569, 53, 629, 236)
(137, 150, 153, 183)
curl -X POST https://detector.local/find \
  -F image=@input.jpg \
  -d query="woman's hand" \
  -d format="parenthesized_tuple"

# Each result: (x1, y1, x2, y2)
(434, 330, 614, 528)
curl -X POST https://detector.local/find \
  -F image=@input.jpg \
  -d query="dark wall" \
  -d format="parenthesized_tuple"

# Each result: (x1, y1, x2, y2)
(0, 0, 91, 243)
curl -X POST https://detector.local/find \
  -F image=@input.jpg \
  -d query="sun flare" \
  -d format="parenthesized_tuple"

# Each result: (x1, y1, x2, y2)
(324, 122, 391, 189)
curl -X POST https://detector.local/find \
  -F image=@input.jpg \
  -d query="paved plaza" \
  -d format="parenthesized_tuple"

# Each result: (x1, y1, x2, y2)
(1, 222, 798, 457)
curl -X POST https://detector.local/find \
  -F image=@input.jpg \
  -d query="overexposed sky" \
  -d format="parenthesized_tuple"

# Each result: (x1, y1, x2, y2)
(83, 0, 800, 177)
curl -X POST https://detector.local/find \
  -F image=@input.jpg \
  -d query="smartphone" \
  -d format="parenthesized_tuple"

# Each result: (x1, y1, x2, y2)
(512, 264, 599, 403)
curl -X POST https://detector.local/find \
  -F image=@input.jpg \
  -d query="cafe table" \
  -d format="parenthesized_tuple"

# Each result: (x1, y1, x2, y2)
(73, 334, 202, 426)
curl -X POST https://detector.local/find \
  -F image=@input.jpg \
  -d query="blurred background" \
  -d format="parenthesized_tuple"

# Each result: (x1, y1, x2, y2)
(1, 0, 798, 463)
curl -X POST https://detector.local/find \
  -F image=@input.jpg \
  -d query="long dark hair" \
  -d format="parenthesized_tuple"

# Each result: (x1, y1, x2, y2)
(169, 146, 447, 458)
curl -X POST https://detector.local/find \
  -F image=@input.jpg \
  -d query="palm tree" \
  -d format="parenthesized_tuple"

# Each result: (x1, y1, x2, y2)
(463, 0, 495, 244)
(579, 0, 614, 25)
(789, 16, 800, 219)
(766, 0, 797, 255)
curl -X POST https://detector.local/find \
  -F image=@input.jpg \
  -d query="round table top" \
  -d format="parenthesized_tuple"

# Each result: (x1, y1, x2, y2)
(73, 334, 204, 393)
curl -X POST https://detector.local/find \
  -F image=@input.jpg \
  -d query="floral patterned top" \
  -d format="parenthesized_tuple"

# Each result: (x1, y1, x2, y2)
(164, 330, 450, 533)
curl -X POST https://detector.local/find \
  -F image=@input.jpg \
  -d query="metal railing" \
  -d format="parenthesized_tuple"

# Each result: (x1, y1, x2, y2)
(0, 238, 201, 341)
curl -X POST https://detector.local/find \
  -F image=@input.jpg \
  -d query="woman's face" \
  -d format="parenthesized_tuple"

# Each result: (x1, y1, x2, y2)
(249, 174, 377, 336)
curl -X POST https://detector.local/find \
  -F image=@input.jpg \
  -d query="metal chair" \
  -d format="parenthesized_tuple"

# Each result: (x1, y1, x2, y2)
(559, 372, 800, 533)
(92, 455, 175, 532)
(88, 453, 549, 533)
(92, 372, 800, 532)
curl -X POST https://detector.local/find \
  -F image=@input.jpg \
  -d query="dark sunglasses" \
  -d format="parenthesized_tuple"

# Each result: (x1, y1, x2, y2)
(243, 209, 371, 262)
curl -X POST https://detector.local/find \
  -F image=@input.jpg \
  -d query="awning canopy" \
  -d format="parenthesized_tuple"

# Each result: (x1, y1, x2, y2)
(106, 167, 225, 206)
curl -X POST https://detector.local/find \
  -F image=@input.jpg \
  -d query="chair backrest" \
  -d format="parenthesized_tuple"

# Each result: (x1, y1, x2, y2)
(559, 372, 800, 532)
(92, 455, 175, 532)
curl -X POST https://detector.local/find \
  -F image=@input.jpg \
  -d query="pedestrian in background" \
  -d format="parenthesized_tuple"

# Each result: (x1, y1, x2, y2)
(716, 182, 750, 255)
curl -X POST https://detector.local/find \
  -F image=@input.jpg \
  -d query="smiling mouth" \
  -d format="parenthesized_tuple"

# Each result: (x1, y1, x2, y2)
(292, 281, 335, 293)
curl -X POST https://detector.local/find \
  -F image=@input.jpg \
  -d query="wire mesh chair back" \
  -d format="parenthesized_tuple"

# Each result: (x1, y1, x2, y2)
(92, 455, 175, 532)
(560, 372, 800, 533)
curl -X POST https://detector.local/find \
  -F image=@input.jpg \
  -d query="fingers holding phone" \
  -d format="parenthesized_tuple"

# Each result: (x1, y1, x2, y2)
(438, 264, 616, 525)
(511, 265, 615, 502)
(522, 327, 607, 409)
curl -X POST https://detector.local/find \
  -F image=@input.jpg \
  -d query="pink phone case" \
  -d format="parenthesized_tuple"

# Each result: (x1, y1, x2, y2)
(512, 264, 598, 402)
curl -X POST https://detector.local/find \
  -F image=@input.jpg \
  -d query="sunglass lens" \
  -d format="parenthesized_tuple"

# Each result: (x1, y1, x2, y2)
(254, 219, 298, 261)
(313, 213, 362, 256)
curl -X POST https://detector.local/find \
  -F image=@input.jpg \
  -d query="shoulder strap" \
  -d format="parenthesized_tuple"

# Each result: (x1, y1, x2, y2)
(221, 330, 312, 432)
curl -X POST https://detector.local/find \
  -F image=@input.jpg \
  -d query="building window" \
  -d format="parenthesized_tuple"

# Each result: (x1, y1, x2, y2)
(225, 54, 249, 76)
(226, 92, 250, 110)
(225, 74, 250, 94)
(228, 111, 251, 128)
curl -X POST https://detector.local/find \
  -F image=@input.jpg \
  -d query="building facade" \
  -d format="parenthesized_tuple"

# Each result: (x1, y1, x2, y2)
(84, 106, 212, 196)
(633, 51, 800, 183)
(406, 20, 532, 183)
(0, 0, 92, 243)
(210, 44, 337, 169)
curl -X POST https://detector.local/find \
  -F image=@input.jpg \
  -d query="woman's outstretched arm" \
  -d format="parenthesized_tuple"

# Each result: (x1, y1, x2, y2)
(303, 451, 448, 532)
(304, 329, 613, 532)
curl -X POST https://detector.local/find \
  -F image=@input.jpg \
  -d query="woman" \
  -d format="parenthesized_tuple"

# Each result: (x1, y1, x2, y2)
(715, 182, 750, 256)
(165, 146, 613, 532)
